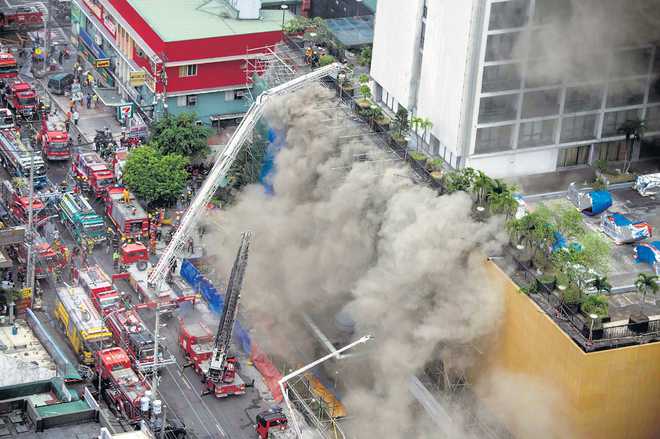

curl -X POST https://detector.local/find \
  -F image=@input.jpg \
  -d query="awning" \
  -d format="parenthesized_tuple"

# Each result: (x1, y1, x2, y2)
(93, 87, 127, 107)
(210, 113, 244, 121)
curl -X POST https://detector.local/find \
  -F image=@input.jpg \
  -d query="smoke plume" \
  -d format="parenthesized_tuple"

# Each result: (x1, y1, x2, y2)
(206, 86, 510, 437)
(514, 0, 660, 85)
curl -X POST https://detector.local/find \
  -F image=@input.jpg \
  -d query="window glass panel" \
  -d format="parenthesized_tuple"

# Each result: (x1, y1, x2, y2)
(521, 89, 560, 118)
(518, 119, 557, 147)
(640, 136, 660, 158)
(597, 141, 627, 162)
(533, 0, 571, 25)
(525, 60, 561, 88)
(557, 145, 590, 167)
(560, 114, 597, 142)
(602, 109, 642, 137)
(564, 85, 604, 113)
(485, 32, 522, 62)
(478, 94, 519, 123)
(482, 63, 521, 92)
(606, 79, 645, 108)
(489, 0, 529, 30)
(648, 77, 660, 103)
(646, 106, 660, 132)
(475, 125, 514, 153)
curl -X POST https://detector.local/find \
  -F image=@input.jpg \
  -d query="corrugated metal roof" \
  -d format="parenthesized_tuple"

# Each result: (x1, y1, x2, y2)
(126, 0, 291, 42)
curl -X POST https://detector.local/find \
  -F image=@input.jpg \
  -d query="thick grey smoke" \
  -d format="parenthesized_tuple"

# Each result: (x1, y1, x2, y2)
(206, 86, 510, 437)
(515, 0, 660, 85)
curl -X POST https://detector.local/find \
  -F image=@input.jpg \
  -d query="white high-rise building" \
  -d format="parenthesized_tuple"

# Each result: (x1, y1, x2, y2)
(371, 0, 660, 177)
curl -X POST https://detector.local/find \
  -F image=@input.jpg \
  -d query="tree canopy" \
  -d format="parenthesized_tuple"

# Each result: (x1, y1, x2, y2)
(123, 145, 189, 206)
(150, 113, 211, 158)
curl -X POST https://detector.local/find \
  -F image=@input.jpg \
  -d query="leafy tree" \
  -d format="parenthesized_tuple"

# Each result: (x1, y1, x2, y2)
(617, 118, 646, 174)
(358, 84, 372, 99)
(592, 276, 612, 295)
(392, 108, 410, 137)
(581, 294, 609, 318)
(150, 113, 211, 159)
(444, 167, 477, 193)
(634, 272, 658, 314)
(472, 171, 493, 205)
(358, 46, 372, 67)
(123, 146, 189, 207)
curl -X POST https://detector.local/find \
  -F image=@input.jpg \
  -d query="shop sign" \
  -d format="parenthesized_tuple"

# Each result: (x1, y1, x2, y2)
(83, 0, 102, 19)
(95, 58, 111, 68)
(129, 70, 146, 87)
(117, 104, 133, 121)
(19, 288, 31, 299)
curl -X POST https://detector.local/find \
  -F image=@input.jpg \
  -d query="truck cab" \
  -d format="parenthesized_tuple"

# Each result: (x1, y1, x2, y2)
(0, 53, 17, 79)
(120, 242, 149, 267)
(0, 109, 14, 129)
(256, 408, 291, 439)
(7, 81, 38, 119)
(38, 116, 70, 160)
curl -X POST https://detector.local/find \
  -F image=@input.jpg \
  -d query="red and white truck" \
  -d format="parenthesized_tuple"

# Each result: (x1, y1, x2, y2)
(72, 151, 114, 198)
(0, 179, 46, 225)
(96, 346, 150, 423)
(77, 264, 122, 315)
(0, 6, 44, 32)
(105, 307, 175, 374)
(0, 52, 18, 79)
(6, 81, 38, 119)
(37, 114, 70, 160)
(104, 187, 149, 239)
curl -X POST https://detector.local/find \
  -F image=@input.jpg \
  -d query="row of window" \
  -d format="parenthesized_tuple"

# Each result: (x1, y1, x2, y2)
(556, 137, 660, 168)
(475, 106, 660, 154)
(175, 90, 246, 108)
(478, 79, 660, 124)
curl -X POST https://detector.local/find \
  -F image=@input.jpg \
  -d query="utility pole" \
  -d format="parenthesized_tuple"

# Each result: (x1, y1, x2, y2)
(159, 404, 167, 439)
(43, 0, 53, 75)
(25, 152, 36, 303)
(151, 302, 161, 395)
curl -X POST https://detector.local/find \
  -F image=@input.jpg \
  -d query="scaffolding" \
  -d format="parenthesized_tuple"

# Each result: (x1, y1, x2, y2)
(244, 42, 309, 102)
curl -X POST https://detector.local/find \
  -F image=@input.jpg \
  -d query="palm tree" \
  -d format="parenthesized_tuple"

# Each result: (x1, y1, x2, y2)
(410, 116, 423, 150)
(592, 276, 612, 295)
(419, 118, 433, 148)
(472, 171, 493, 205)
(634, 272, 658, 314)
(617, 118, 646, 174)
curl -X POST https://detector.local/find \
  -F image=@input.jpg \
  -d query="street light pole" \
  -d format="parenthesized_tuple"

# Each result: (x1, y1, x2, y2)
(279, 334, 373, 438)
(43, 0, 53, 75)
(151, 302, 161, 395)
(281, 4, 288, 29)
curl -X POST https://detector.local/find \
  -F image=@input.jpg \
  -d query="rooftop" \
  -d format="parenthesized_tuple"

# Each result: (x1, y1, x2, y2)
(126, 0, 289, 42)
(325, 15, 375, 48)
(0, 321, 56, 386)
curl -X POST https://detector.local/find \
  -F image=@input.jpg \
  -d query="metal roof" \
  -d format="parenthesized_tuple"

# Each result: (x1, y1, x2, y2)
(126, 0, 291, 42)
(55, 286, 108, 337)
(325, 15, 375, 48)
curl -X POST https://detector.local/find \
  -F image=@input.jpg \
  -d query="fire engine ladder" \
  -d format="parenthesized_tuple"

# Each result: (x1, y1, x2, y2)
(207, 232, 252, 382)
(146, 63, 343, 290)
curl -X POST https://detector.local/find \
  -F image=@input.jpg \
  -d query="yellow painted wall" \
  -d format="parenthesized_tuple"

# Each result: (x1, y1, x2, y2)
(477, 262, 660, 439)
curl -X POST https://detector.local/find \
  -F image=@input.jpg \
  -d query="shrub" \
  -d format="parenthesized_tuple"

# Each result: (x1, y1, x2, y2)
(319, 54, 335, 67)
(581, 294, 609, 317)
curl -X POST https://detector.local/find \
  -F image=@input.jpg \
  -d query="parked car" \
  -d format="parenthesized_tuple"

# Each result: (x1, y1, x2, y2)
(47, 72, 74, 95)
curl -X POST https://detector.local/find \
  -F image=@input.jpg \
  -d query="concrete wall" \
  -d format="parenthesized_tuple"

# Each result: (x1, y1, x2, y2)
(416, 0, 476, 158)
(476, 262, 660, 439)
(166, 90, 250, 123)
(370, 0, 423, 110)
(467, 148, 559, 178)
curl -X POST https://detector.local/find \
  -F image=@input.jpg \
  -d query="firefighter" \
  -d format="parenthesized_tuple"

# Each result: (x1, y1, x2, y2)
(86, 238, 94, 255)
(305, 46, 313, 64)
(122, 188, 130, 203)
(149, 238, 157, 256)
(112, 250, 120, 271)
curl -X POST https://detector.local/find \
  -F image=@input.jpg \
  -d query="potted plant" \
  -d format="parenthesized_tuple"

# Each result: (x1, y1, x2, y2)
(337, 71, 355, 97)
(356, 74, 372, 111)
(372, 107, 390, 131)
(580, 294, 609, 339)
(428, 158, 444, 181)
(629, 272, 658, 332)
(537, 274, 557, 292)
(319, 54, 335, 67)
(390, 107, 410, 148)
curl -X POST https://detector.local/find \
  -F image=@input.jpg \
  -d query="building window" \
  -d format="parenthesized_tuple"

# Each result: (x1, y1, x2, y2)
(640, 136, 660, 159)
(525, 60, 561, 88)
(179, 64, 197, 77)
(597, 141, 628, 162)
(646, 105, 660, 132)
(533, 0, 571, 25)
(420, 21, 426, 49)
(485, 32, 521, 62)
(176, 96, 186, 107)
(481, 63, 521, 92)
(557, 145, 590, 168)
(489, 0, 529, 31)
(234, 90, 246, 100)
(564, 85, 604, 113)
(478, 94, 518, 123)
(606, 79, 645, 108)
(521, 89, 560, 118)
(186, 95, 197, 107)
(560, 114, 597, 142)
(519, 119, 557, 147)
(475, 125, 514, 154)
(602, 109, 642, 137)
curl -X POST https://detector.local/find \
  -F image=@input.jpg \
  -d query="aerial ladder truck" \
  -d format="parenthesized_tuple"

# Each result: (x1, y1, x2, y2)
(145, 63, 343, 298)
(179, 232, 252, 398)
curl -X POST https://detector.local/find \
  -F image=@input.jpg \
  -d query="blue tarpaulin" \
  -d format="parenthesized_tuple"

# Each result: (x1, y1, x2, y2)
(586, 191, 612, 216)
(180, 259, 252, 354)
(259, 128, 285, 195)
(635, 241, 660, 266)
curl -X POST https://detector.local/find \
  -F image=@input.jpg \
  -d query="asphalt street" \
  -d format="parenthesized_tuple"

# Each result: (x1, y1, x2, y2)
(0, 1, 280, 437)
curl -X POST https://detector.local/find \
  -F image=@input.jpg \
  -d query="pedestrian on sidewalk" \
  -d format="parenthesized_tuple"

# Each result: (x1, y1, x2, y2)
(68, 99, 75, 112)
(87, 72, 94, 88)
(58, 50, 63, 65)
(64, 114, 71, 133)
(85, 93, 91, 109)
(92, 94, 98, 109)
(73, 109, 79, 126)
(112, 251, 120, 271)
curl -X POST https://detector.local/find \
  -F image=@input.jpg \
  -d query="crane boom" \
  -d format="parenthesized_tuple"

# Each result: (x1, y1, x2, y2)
(207, 231, 252, 382)
(146, 63, 344, 289)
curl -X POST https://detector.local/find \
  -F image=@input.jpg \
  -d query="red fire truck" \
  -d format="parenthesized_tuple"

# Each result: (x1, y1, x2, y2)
(256, 408, 294, 439)
(17, 233, 67, 279)
(6, 81, 38, 120)
(96, 347, 150, 423)
(37, 114, 70, 160)
(106, 307, 175, 374)
(0, 6, 44, 32)
(72, 152, 114, 198)
(77, 264, 122, 315)
(0, 53, 18, 79)
(105, 187, 149, 239)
